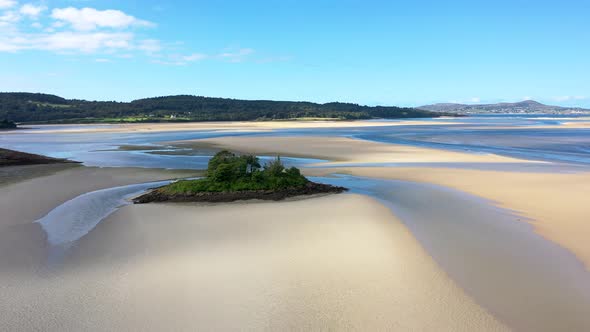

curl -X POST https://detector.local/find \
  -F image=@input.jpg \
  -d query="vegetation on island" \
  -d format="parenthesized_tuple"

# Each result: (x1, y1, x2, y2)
(133, 151, 347, 203)
(0, 92, 458, 124)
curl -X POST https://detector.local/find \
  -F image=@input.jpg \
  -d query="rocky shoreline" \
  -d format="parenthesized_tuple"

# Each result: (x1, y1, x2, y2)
(0, 148, 80, 167)
(133, 181, 348, 204)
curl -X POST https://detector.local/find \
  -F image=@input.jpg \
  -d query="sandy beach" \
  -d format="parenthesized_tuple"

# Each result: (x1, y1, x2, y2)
(2, 121, 590, 331)
(11, 119, 465, 134)
(0, 174, 507, 330)
(178, 135, 590, 270)
(175, 136, 537, 164)
(0, 165, 199, 226)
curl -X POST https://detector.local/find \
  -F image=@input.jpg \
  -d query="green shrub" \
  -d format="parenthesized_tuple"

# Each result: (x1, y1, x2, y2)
(164, 151, 309, 193)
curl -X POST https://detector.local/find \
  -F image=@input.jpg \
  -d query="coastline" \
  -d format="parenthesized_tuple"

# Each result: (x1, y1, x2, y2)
(6, 119, 465, 134)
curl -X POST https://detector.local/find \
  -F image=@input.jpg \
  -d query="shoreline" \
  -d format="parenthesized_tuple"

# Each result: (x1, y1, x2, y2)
(133, 181, 347, 204)
(4, 119, 466, 134)
(0, 148, 80, 167)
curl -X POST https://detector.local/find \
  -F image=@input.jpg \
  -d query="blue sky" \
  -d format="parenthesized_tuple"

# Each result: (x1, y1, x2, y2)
(0, 0, 589, 107)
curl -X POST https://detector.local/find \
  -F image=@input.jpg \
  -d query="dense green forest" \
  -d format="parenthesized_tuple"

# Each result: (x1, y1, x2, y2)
(134, 151, 346, 203)
(0, 92, 456, 123)
(164, 151, 308, 193)
(0, 119, 17, 129)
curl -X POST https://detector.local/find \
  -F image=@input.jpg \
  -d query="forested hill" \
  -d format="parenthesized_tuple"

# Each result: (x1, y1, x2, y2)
(0, 92, 455, 123)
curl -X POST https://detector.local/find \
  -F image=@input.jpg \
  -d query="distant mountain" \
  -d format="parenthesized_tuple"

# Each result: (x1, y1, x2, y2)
(0, 92, 456, 124)
(418, 100, 590, 114)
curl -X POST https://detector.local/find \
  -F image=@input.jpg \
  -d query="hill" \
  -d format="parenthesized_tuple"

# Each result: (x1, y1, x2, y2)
(418, 100, 590, 114)
(0, 92, 453, 123)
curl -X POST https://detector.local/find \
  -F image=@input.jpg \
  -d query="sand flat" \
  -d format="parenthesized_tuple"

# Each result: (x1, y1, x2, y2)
(14, 119, 464, 134)
(176, 135, 590, 270)
(0, 194, 506, 331)
(0, 166, 199, 227)
(320, 166, 590, 270)
(176, 136, 536, 164)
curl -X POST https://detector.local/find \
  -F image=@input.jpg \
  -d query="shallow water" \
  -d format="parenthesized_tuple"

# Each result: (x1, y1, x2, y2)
(37, 180, 171, 246)
(2, 115, 590, 168)
(4, 116, 590, 330)
(317, 175, 590, 331)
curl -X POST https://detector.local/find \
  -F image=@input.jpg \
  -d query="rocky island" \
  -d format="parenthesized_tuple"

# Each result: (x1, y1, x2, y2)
(0, 148, 79, 167)
(133, 151, 347, 203)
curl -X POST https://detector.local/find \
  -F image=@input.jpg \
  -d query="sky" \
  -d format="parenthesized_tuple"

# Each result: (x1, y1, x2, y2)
(0, 0, 589, 107)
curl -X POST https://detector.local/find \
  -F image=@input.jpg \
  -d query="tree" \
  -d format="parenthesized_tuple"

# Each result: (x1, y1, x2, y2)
(212, 163, 235, 183)
(207, 150, 237, 175)
(265, 156, 285, 177)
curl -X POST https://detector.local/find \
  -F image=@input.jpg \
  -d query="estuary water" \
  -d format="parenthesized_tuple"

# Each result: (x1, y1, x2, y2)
(3, 115, 590, 330)
(2, 115, 590, 169)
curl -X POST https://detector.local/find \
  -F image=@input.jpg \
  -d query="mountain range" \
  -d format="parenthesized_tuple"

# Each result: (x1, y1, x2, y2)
(418, 100, 590, 114)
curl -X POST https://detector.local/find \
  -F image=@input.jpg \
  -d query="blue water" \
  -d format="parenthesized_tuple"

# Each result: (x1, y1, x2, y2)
(2, 115, 589, 169)
(37, 180, 172, 246)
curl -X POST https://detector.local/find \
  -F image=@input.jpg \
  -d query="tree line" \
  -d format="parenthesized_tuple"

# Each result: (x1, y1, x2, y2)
(0, 92, 457, 123)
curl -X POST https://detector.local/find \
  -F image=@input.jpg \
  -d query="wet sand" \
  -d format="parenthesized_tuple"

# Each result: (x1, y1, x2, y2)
(0, 166, 199, 277)
(177, 136, 590, 271)
(319, 167, 590, 271)
(11, 119, 464, 134)
(2, 124, 589, 330)
(176, 136, 537, 164)
(0, 165, 199, 226)
(0, 192, 506, 331)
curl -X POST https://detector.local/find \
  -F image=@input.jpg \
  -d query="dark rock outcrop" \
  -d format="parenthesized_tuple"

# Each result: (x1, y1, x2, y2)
(133, 181, 347, 204)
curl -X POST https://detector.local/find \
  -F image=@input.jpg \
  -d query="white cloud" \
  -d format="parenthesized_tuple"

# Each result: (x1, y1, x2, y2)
(219, 48, 254, 62)
(0, 0, 17, 9)
(137, 39, 161, 53)
(469, 97, 481, 103)
(0, 10, 20, 23)
(51, 7, 153, 31)
(153, 53, 208, 66)
(0, 4, 258, 67)
(0, 31, 135, 52)
(182, 53, 207, 61)
(0, 5, 161, 56)
(20, 3, 46, 18)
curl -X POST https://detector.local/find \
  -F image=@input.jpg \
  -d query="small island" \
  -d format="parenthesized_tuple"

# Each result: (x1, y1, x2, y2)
(0, 148, 79, 167)
(133, 151, 347, 203)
